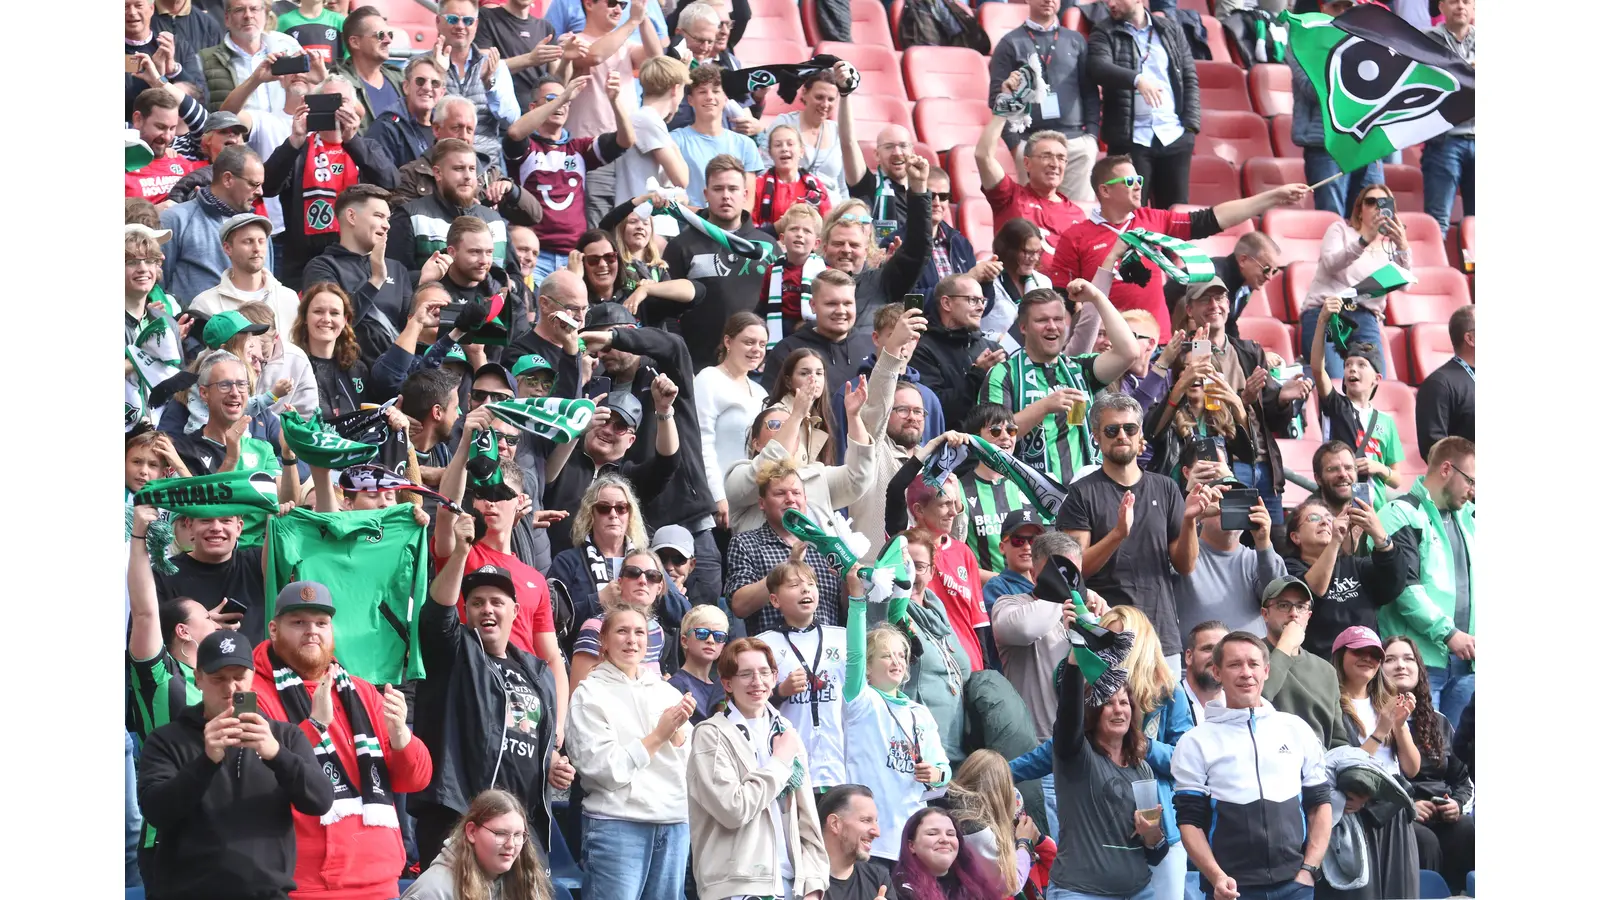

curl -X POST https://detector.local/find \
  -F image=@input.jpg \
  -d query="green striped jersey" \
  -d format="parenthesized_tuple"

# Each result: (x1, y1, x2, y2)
(960, 471, 1029, 573)
(983, 350, 1108, 481)
(128, 647, 201, 851)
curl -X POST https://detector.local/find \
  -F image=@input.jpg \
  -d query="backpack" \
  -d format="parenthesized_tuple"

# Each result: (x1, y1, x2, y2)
(898, 0, 991, 54)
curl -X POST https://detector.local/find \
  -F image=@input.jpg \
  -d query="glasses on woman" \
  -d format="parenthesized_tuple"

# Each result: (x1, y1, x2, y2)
(477, 825, 527, 845)
(127, 256, 163, 267)
(1100, 422, 1140, 438)
(593, 501, 629, 517)
(690, 627, 729, 643)
(910, 560, 932, 573)
(733, 667, 774, 682)
(1302, 513, 1328, 525)
(985, 423, 1019, 438)
(497, 432, 520, 447)
(621, 565, 665, 583)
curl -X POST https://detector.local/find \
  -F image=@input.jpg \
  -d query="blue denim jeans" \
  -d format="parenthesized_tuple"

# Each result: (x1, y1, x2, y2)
(1303, 147, 1385, 219)
(1049, 880, 1160, 900)
(1428, 656, 1475, 729)
(1421, 134, 1475, 234)
(1232, 460, 1285, 526)
(1205, 880, 1312, 900)
(1041, 772, 1059, 842)
(126, 731, 143, 887)
(534, 249, 565, 283)
(1298, 303, 1385, 380)
(581, 815, 691, 900)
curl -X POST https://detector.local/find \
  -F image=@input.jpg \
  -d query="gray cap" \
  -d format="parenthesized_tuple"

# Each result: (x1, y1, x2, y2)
(220, 212, 272, 242)
(649, 524, 695, 558)
(275, 581, 337, 618)
(203, 111, 249, 135)
(1184, 276, 1230, 303)
(604, 392, 643, 430)
(1260, 575, 1313, 607)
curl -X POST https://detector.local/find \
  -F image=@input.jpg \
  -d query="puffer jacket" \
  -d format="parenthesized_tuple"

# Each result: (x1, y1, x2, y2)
(199, 43, 238, 114)
(1087, 13, 1202, 148)
(565, 661, 692, 823)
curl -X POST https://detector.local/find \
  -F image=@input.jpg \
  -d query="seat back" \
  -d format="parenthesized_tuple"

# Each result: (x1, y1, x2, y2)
(1371, 380, 1419, 451)
(736, 38, 810, 68)
(1381, 325, 1414, 386)
(848, 95, 916, 142)
(1398, 212, 1449, 268)
(1248, 63, 1294, 117)
(1383, 163, 1426, 215)
(1386, 268, 1471, 327)
(1409, 323, 1457, 380)
(978, 2, 1031, 50)
(1243, 158, 1312, 208)
(1263, 209, 1338, 265)
(1269, 113, 1295, 156)
(815, 42, 908, 100)
(742, 1, 806, 43)
(1196, 60, 1252, 111)
(1186, 155, 1242, 207)
(1198, 109, 1273, 168)
(903, 46, 990, 100)
(914, 98, 992, 153)
(1237, 317, 1295, 363)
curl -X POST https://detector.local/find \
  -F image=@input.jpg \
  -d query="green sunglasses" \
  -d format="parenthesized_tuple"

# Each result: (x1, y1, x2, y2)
(1102, 174, 1146, 188)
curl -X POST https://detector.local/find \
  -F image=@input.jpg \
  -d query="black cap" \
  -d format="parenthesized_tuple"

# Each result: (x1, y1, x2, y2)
(603, 392, 643, 430)
(275, 581, 337, 618)
(1001, 508, 1044, 537)
(473, 363, 515, 391)
(462, 564, 517, 598)
(197, 630, 255, 673)
(585, 302, 638, 329)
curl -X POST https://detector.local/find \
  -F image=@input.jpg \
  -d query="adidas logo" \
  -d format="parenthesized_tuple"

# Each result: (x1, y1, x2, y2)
(1278, 744, 1293, 754)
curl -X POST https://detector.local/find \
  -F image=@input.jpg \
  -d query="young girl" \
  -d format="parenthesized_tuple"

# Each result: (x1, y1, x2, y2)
(1334, 625, 1420, 779)
(944, 750, 1050, 899)
(667, 604, 730, 724)
(844, 568, 952, 868)
(764, 203, 827, 342)
(755, 348, 838, 467)
(754, 124, 832, 227)
(1310, 294, 1405, 505)
(400, 789, 557, 900)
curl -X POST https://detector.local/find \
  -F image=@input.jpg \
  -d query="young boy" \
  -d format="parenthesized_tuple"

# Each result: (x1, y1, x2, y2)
(1310, 294, 1404, 505)
(668, 603, 729, 724)
(668, 63, 765, 206)
(765, 203, 827, 344)
(755, 559, 849, 793)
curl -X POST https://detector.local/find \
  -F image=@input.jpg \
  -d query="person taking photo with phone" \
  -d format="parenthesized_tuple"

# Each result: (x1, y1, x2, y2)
(1281, 498, 1406, 660)
(1300, 184, 1412, 378)
(1171, 440, 1288, 637)
(1310, 296, 1405, 505)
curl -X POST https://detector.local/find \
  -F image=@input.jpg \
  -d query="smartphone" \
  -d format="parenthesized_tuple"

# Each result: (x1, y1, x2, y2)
(271, 54, 312, 76)
(1430, 795, 1450, 805)
(1374, 196, 1396, 221)
(436, 298, 470, 331)
(902, 293, 924, 312)
(1351, 481, 1373, 506)
(125, 55, 143, 74)
(305, 92, 343, 132)
(232, 691, 258, 718)
(554, 311, 582, 331)
(1219, 487, 1260, 532)
(1185, 433, 1225, 465)
(1183, 338, 1213, 359)
(584, 375, 612, 400)
(221, 597, 249, 617)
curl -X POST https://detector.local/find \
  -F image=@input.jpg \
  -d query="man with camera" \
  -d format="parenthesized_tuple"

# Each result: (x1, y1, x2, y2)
(1173, 440, 1288, 637)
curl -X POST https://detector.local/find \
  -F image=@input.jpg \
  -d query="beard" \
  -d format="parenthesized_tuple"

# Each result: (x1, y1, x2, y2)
(1105, 443, 1139, 466)
(1192, 667, 1220, 691)
(280, 637, 335, 676)
(889, 422, 921, 449)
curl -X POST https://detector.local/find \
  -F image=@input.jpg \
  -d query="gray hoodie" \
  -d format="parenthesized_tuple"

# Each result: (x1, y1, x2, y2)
(400, 836, 505, 900)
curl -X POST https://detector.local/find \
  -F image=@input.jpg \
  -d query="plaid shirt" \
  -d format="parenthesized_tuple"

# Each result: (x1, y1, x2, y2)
(930, 227, 955, 281)
(724, 523, 844, 635)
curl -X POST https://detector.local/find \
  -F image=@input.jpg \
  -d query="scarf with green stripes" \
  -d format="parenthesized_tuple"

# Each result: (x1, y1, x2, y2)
(657, 199, 781, 276)
(264, 645, 396, 828)
(280, 410, 381, 469)
(1119, 229, 1216, 284)
(966, 434, 1070, 523)
(486, 397, 596, 444)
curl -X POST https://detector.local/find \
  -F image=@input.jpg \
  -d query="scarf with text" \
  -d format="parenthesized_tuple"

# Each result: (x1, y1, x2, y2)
(487, 397, 596, 444)
(133, 469, 281, 519)
(280, 409, 381, 469)
(755, 169, 828, 226)
(302, 134, 357, 238)
(720, 55, 859, 105)
(765, 253, 827, 347)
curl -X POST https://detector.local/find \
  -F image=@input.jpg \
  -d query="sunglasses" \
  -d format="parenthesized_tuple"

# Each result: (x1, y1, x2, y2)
(365, 29, 395, 42)
(931, 191, 952, 202)
(606, 0, 626, 7)
(442, 14, 477, 26)
(584, 252, 618, 266)
(1132, 332, 1157, 342)
(593, 501, 630, 516)
(1005, 533, 1037, 548)
(497, 432, 520, 447)
(621, 565, 665, 583)
(1102, 174, 1145, 188)
(985, 423, 1019, 438)
(837, 212, 873, 224)
(471, 389, 513, 405)
(1100, 422, 1141, 438)
(691, 627, 729, 643)
(411, 75, 442, 88)
(1246, 254, 1281, 278)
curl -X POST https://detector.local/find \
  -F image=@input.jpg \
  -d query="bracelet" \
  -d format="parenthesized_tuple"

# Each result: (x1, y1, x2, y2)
(654, 410, 674, 420)
(1167, 398, 1180, 408)
(131, 532, 149, 540)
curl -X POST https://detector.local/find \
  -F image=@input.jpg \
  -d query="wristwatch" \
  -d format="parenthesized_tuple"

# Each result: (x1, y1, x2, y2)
(1300, 863, 1321, 879)
(655, 409, 674, 420)
(306, 716, 328, 734)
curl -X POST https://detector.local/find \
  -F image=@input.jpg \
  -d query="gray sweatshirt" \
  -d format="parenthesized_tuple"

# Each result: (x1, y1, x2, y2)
(1172, 537, 1286, 637)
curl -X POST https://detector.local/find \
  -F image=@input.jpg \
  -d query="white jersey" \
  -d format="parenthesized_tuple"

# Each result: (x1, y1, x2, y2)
(843, 686, 948, 861)
(757, 624, 849, 788)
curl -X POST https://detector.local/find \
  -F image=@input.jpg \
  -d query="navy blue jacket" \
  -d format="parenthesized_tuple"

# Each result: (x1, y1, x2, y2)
(884, 221, 977, 300)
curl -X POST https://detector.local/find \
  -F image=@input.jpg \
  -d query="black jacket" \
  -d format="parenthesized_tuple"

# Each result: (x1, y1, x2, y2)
(762, 324, 875, 401)
(664, 209, 771, 370)
(414, 599, 559, 845)
(262, 135, 400, 287)
(607, 325, 717, 530)
(1087, 13, 1202, 149)
(367, 110, 435, 171)
(1406, 711, 1475, 808)
(1163, 253, 1250, 338)
(911, 316, 1000, 430)
(302, 244, 414, 365)
(1414, 357, 1474, 462)
(1282, 544, 1407, 660)
(852, 187, 935, 337)
(137, 702, 333, 900)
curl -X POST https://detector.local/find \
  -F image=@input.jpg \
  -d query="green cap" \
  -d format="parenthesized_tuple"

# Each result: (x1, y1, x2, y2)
(444, 344, 468, 365)
(511, 353, 554, 378)
(202, 310, 269, 349)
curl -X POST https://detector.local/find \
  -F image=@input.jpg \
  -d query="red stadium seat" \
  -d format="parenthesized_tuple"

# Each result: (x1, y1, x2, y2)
(816, 42, 908, 101)
(946, 143, 1015, 205)
(1409, 323, 1455, 381)
(1195, 234, 1239, 257)
(1269, 114, 1295, 157)
(736, 38, 810, 68)
(803, 0, 895, 49)
(1372, 381, 1419, 451)
(1197, 110, 1273, 168)
(1385, 268, 1471, 326)
(1457, 215, 1474, 270)
(889, 0, 904, 42)
(1279, 261, 1318, 319)
(1196, 61, 1252, 111)
(1381, 326, 1415, 386)
(960, 201, 994, 256)
(1064, 6, 1088, 38)
(978, 3, 1030, 50)
(1397, 213, 1448, 268)
(1279, 437, 1326, 488)
(380, 0, 438, 52)
(741, 1, 805, 43)
(914, 98, 991, 153)
(1186, 155, 1242, 207)
(1178, 0, 1214, 12)
(1383, 164, 1425, 215)
(1238, 317, 1294, 362)
(848, 95, 916, 142)
(1237, 288, 1277, 320)
(1402, 144, 1423, 167)
(1243, 158, 1312, 207)
(855, 139, 937, 173)
(1263, 209, 1338, 265)
(903, 46, 990, 101)
(1248, 64, 1294, 118)
(1197, 15, 1237, 64)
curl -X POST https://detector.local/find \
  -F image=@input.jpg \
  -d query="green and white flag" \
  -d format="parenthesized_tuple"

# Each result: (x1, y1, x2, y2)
(1282, 6, 1474, 172)
(1352, 261, 1416, 299)
(133, 469, 281, 519)
(126, 130, 153, 172)
(280, 410, 381, 469)
(657, 199, 782, 276)
(967, 434, 1071, 523)
(782, 508, 870, 573)
(127, 345, 182, 394)
(487, 397, 596, 445)
(1121, 229, 1215, 284)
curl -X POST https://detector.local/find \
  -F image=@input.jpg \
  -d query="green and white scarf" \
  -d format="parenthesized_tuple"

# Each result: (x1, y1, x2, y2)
(765, 253, 826, 347)
(1120, 229, 1216, 284)
(657, 199, 781, 277)
(781, 508, 870, 573)
(487, 397, 596, 445)
(132, 469, 281, 519)
(280, 410, 381, 469)
(967, 434, 1070, 524)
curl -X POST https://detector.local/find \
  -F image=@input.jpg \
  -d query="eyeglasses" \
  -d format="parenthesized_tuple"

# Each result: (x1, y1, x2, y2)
(442, 14, 477, 26)
(497, 432, 520, 447)
(947, 294, 985, 307)
(1302, 513, 1329, 524)
(1005, 533, 1036, 548)
(584, 252, 618, 266)
(1447, 463, 1475, 488)
(1131, 332, 1156, 342)
(1017, 247, 1043, 259)
(1102, 174, 1145, 188)
(593, 501, 630, 517)
(1268, 600, 1314, 614)
(621, 565, 665, 583)
(1100, 422, 1140, 438)
(127, 256, 163, 267)
(471, 389, 513, 405)
(930, 191, 952, 202)
(985, 423, 1020, 439)
(733, 667, 775, 682)
(891, 405, 926, 419)
(1246, 254, 1281, 278)
(477, 825, 527, 845)
(207, 379, 250, 394)
(411, 75, 442, 88)
(691, 627, 730, 643)
(365, 30, 395, 42)
(910, 560, 932, 573)
(878, 141, 912, 152)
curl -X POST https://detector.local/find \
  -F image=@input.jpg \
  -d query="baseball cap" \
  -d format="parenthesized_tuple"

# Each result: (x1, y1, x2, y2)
(1184, 277, 1230, 303)
(604, 392, 643, 430)
(444, 344, 469, 366)
(1260, 575, 1313, 607)
(125, 222, 172, 245)
(220, 212, 273, 242)
(197, 630, 255, 674)
(473, 363, 515, 391)
(462, 564, 517, 598)
(275, 581, 337, 618)
(511, 353, 554, 378)
(203, 111, 249, 135)
(1333, 625, 1383, 654)
(586, 302, 638, 329)
(202, 309, 271, 348)
(1001, 508, 1044, 537)
(1342, 342, 1384, 371)
(649, 524, 695, 558)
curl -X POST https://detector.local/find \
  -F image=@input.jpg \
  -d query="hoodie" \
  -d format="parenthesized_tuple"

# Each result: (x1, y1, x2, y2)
(564, 660, 693, 823)
(1262, 644, 1349, 751)
(137, 701, 335, 900)
(399, 836, 506, 900)
(607, 325, 717, 530)
(761, 323, 875, 409)
(910, 316, 1000, 430)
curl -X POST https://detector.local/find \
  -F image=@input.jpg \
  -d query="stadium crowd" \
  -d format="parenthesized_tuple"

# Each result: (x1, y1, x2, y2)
(122, 2, 1476, 900)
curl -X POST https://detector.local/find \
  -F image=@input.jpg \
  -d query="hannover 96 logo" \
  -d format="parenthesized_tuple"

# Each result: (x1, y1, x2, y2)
(1324, 36, 1458, 141)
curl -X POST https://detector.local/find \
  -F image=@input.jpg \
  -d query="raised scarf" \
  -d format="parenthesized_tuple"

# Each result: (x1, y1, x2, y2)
(302, 134, 358, 238)
(764, 253, 826, 348)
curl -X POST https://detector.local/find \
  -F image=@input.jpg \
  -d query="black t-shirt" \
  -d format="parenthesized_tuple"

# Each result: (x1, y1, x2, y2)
(1060, 469, 1186, 655)
(489, 653, 547, 808)
(473, 7, 557, 112)
(829, 859, 900, 900)
(154, 547, 268, 643)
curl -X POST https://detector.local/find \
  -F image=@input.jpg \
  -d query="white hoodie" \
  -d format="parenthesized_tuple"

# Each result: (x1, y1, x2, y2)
(566, 660, 692, 823)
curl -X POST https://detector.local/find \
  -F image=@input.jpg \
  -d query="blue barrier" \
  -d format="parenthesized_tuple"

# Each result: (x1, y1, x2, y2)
(1419, 869, 1451, 898)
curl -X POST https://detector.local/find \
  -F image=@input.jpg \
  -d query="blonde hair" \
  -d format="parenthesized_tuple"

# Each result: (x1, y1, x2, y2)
(639, 55, 690, 96)
(679, 603, 729, 635)
(947, 750, 1021, 895)
(569, 474, 648, 550)
(448, 790, 554, 900)
(1098, 606, 1176, 716)
(821, 199, 873, 244)
(754, 455, 803, 496)
(1121, 308, 1158, 335)
(865, 624, 909, 686)
(776, 201, 824, 237)
(126, 232, 164, 262)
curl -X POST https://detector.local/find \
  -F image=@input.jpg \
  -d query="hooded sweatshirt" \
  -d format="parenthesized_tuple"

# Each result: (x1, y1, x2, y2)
(565, 660, 692, 823)
(399, 836, 506, 900)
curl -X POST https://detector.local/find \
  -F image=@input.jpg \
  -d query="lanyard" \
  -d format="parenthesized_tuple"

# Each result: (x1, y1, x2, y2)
(1132, 22, 1157, 66)
(1352, 406, 1381, 459)
(1454, 356, 1475, 382)
(1028, 29, 1057, 71)
(781, 625, 826, 727)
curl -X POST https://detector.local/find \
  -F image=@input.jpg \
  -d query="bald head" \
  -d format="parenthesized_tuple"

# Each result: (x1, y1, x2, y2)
(875, 125, 913, 180)
(539, 269, 585, 304)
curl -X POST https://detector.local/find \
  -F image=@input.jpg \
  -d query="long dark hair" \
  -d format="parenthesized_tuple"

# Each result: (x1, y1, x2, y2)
(1384, 635, 1446, 766)
(576, 229, 620, 300)
(1084, 684, 1149, 765)
(892, 808, 1005, 900)
(992, 218, 1042, 273)
(760, 347, 838, 465)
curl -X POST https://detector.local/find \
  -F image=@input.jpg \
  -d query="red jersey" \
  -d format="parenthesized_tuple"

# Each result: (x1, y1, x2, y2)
(981, 174, 1087, 276)
(508, 134, 610, 254)
(125, 155, 206, 203)
(1051, 207, 1194, 342)
(432, 543, 555, 655)
(930, 534, 989, 671)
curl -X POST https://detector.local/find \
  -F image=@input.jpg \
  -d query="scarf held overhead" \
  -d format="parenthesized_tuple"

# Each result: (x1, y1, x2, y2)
(486, 397, 597, 444)
(720, 55, 860, 105)
(302, 134, 358, 238)
(280, 409, 382, 469)
(133, 469, 281, 519)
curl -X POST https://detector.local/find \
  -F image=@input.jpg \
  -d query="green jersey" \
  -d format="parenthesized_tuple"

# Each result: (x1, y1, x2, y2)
(234, 435, 283, 548)
(129, 647, 200, 852)
(265, 505, 430, 684)
(959, 470, 1029, 573)
(984, 350, 1108, 481)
